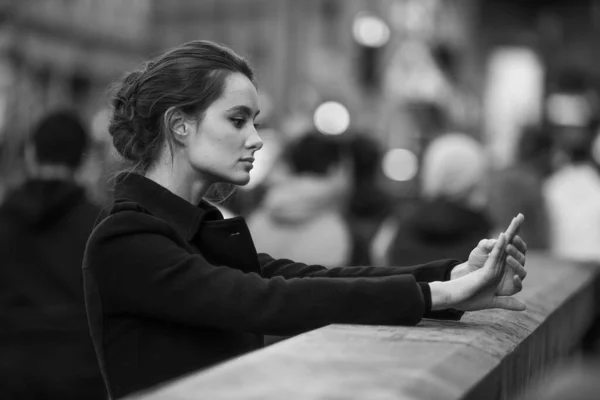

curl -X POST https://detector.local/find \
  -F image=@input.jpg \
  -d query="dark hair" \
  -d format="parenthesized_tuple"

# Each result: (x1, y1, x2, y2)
(31, 110, 89, 168)
(285, 131, 347, 175)
(108, 40, 255, 173)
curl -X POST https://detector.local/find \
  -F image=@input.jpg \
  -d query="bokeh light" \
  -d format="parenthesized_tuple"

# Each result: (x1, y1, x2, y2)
(313, 101, 350, 135)
(546, 93, 591, 127)
(352, 12, 391, 48)
(382, 148, 418, 181)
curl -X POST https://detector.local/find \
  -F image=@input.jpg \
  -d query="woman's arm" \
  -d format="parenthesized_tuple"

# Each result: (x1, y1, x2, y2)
(259, 253, 461, 283)
(85, 211, 433, 336)
(258, 254, 464, 321)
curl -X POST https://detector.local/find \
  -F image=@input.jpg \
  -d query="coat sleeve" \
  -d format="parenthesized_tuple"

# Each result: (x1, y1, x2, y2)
(86, 211, 431, 336)
(258, 253, 461, 282)
(258, 254, 464, 321)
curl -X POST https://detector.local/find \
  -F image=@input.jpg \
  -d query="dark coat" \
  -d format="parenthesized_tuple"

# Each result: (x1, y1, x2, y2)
(83, 173, 462, 399)
(0, 179, 106, 399)
(387, 198, 492, 266)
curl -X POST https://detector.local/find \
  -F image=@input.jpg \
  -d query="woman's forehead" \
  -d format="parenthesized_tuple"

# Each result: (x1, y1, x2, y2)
(216, 73, 259, 111)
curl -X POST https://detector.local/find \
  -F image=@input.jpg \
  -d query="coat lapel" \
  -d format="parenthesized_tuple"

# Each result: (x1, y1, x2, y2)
(193, 216, 261, 275)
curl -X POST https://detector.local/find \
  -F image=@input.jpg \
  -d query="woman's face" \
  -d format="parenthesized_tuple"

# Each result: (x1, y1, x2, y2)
(186, 72, 263, 186)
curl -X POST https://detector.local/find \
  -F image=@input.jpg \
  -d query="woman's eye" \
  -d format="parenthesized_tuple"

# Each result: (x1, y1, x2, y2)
(231, 118, 245, 128)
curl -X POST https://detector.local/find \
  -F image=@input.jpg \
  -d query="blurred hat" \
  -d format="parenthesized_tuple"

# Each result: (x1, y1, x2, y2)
(421, 133, 487, 202)
(31, 110, 89, 168)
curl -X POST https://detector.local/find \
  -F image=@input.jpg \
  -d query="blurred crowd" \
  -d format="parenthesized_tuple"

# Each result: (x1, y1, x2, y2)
(1, 78, 600, 398)
(1, 75, 600, 392)
(1, 0, 600, 397)
(242, 104, 600, 272)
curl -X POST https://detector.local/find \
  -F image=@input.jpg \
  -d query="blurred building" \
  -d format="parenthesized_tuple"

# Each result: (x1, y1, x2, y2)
(0, 0, 375, 200)
(479, 0, 600, 168)
(0, 0, 301, 199)
(0, 0, 478, 140)
(0, 0, 599, 201)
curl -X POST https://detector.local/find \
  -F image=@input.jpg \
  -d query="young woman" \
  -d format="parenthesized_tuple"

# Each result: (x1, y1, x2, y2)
(83, 40, 527, 399)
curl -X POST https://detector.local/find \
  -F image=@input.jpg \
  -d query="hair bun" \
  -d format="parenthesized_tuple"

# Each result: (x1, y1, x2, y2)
(108, 71, 146, 162)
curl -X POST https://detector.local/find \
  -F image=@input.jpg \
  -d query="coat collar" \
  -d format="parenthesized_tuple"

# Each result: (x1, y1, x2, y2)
(112, 173, 224, 241)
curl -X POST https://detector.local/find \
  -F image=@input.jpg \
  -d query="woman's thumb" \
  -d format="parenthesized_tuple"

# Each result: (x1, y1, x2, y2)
(491, 296, 526, 311)
(478, 238, 497, 252)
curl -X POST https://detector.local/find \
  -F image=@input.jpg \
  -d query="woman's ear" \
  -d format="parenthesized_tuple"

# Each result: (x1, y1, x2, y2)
(165, 107, 191, 146)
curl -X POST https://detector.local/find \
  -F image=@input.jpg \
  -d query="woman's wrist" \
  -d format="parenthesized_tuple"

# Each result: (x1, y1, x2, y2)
(450, 262, 469, 280)
(429, 281, 454, 311)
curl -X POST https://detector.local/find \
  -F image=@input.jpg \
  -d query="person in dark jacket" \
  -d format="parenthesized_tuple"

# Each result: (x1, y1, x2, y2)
(248, 132, 354, 267)
(382, 133, 492, 266)
(0, 110, 106, 399)
(488, 125, 552, 250)
(83, 40, 528, 399)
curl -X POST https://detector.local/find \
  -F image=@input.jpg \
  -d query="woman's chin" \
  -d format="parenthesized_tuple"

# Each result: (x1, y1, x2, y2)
(230, 174, 251, 186)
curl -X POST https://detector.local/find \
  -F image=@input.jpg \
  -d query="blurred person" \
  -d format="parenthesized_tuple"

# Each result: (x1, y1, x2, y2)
(543, 116, 600, 262)
(0, 110, 106, 399)
(379, 133, 492, 266)
(345, 134, 394, 265)
(542, 84, 600, 360)
(487, 126, 552, 250)
(247, 132, 353, 267)
(83, 40, 528, 399)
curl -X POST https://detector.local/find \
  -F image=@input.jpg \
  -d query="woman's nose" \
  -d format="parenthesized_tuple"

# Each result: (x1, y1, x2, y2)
(247, 128, 263, 151)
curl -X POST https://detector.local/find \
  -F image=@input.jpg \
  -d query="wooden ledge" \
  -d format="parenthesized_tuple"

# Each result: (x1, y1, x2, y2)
(129, 253, 599, 400)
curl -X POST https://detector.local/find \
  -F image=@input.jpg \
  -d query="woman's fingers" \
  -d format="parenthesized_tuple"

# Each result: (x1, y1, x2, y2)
(506, 243, 527, 266)
(478, 231, 526, 258)
(504, 214, 524, 243)
(486, 233, 507, 275)
(479, 238, 496, 252)
(491, 295, 526, 311)
(512, 235, 528, 256)
(506, 255, 527, 280)
(513, 275, 523, 292)
(491, 233, 506, 257)
(504, 215, 522, 243)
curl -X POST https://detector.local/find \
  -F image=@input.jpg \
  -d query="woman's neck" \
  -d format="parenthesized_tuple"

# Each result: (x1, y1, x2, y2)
(145, 162, 211, 205)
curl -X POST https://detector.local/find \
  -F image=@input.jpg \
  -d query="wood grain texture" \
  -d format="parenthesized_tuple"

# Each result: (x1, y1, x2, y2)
(127, 252, 599, 400)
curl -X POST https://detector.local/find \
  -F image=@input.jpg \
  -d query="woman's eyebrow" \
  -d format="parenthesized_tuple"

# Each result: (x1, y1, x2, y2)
(227, 105, 260, 117)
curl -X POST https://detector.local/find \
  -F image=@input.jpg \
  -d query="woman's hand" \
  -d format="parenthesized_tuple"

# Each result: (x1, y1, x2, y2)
(430, 233, 526, 312)
(451, 214, 527, 296)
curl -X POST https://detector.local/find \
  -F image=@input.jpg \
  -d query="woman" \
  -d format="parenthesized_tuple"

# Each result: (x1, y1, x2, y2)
(83, 40, 527, 399)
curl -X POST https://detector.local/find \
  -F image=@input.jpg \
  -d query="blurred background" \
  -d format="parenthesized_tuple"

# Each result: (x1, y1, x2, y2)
(0, 0, 597, 200)
(2, 2, 600, 398)
(0, 0, 599, 265)
(1, 0, 599, 264)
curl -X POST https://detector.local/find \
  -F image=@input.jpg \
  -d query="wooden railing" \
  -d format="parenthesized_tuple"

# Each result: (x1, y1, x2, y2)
(128, 252, 600, 400)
